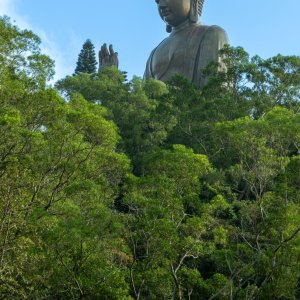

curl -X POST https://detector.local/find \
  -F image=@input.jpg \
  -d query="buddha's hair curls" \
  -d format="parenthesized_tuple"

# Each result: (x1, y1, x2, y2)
(189, 0, 205, 23)
(197, 0, 205, 16)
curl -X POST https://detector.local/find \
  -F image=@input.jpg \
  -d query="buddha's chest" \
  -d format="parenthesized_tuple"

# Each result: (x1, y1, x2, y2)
(151, 35, 189, 80)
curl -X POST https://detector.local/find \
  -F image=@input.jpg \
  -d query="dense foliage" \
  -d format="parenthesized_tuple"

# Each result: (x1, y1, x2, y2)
(1, 16, 299, 299)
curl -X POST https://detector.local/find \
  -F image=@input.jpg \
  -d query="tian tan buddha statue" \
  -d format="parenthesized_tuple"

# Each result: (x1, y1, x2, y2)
(144, 0, 229, 87)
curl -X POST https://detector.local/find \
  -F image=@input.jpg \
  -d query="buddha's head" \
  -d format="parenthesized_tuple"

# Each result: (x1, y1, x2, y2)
(155, 0, 205, 31)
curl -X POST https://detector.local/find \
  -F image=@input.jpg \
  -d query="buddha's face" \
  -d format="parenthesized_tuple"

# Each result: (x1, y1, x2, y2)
(155, 0, 191, 27)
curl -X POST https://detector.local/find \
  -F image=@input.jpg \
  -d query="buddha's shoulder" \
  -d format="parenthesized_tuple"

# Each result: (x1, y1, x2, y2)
(194, 24, 228, 40)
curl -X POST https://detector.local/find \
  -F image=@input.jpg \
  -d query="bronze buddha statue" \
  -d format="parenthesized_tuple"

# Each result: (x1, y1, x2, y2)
(144, 0, 229, 87)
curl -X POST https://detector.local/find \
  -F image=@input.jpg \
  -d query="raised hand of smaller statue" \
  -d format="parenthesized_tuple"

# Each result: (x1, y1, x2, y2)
(98, 43, 119, 71)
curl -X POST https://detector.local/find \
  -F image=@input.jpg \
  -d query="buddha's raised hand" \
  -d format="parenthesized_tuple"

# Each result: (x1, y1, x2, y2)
(98, 43, 119, 71)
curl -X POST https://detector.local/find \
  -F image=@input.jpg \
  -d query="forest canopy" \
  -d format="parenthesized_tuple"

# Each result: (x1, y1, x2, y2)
(0, 16, 299, 300)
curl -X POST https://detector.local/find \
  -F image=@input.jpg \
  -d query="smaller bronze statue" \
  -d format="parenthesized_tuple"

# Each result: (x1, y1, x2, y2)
(144, 0, 229, 87)
(98, 43, 119, 72)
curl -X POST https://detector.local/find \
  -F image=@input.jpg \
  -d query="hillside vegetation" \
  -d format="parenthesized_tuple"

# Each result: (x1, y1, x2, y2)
(0, 16, 299, 299)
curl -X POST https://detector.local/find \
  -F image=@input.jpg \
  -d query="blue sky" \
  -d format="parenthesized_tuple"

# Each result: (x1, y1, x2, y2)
(1, 0, 300, 82)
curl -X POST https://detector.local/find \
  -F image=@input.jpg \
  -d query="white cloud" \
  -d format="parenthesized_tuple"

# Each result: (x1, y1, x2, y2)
(0, 0, 72, 83)
(0, 0, 15, 15)
(33, 29, 74, 83)
(0, 0, 31, 31)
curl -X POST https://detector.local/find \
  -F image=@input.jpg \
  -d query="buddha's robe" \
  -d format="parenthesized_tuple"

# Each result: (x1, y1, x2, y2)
(144, 21, 228, 87)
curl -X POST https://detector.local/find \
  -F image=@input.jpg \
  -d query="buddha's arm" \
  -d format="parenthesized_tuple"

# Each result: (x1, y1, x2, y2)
(144, 48, 156, 80)
(194, 25, 229, 87)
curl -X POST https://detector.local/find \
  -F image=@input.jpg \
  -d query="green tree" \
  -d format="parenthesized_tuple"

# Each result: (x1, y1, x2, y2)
(56, 66, 128, 103)
(123, 145, 233, 299)
(0, 17, 132, 299)
(204, 107, 300, 299)
(74, 39, 97, 74)
(56, 73, 173, 172)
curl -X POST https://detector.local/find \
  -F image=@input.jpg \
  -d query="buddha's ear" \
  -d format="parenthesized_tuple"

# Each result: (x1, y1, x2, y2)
(166, 25, 172, 33)
(189, 0, 199, 23)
